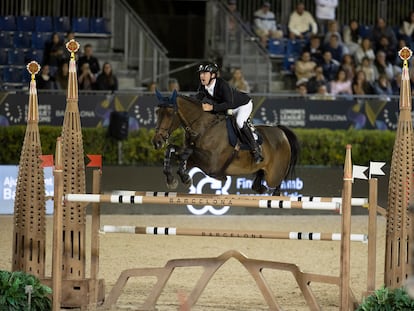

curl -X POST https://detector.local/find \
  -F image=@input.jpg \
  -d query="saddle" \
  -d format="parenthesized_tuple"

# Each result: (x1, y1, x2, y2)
(225, 116, 262, 150)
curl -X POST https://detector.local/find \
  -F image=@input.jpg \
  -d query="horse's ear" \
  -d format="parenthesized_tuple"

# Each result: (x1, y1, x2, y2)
(155, 89, 163, 101)
(171, 89, 177, 105)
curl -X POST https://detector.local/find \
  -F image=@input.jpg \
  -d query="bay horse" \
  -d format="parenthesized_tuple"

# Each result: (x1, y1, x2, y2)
(152, 90, 300, 195)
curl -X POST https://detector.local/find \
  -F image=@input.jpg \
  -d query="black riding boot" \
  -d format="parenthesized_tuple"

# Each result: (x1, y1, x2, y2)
(241, 123, 263, 163)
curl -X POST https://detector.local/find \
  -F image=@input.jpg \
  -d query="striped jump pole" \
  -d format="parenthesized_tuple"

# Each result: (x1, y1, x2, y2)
(101, 225, 368, 242)
(112, 191, 368, 206)
(65, 194, 340, 210)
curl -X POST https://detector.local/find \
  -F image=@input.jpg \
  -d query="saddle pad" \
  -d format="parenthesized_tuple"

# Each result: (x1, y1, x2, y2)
(225, 117, 262, 150)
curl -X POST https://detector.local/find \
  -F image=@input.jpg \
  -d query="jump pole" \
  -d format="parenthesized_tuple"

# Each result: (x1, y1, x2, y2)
(65, 194, 340, 210)
(101, 225, 367, 242)
(113, 191, 367, 206)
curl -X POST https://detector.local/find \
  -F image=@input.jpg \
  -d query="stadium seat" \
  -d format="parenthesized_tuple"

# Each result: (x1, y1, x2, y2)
(54, 16, 71, 33)
(286, 39, 305, 57)
(2, 66, 24, 83)
(268, 39, 286, 56)
(16, 16, 35, 32)
(72, 17, 90, 33)
(0, 49, 8, 65)
(90, 17, 110, 33)
(26, 49, 44, 64)
(0, 16, 17, 31)
(32, 32, 49, 49)
(35, 16, 53, 32)
(13, 31, 32, 49)
(0, 32, 12, 48)
(8, 49, 26, 66)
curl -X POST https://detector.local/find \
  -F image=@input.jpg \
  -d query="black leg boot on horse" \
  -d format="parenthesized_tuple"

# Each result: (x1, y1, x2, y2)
(240, 122, 264, 164)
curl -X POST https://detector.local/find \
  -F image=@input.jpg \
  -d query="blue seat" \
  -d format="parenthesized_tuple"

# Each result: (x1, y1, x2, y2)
(90, 17, 110, 33)
(268, 39, 286, 56)
(0, 49, 8, 65)
(32, 32, 49, 49)
(72, 17, 90, 33)
(53, 16, 71, 33)
(286, 39, 305, 57)
(16, 16, 35, 32)
(8, 49, 26, 65)
(2, 66, 24, 83)
(283, 55, 297, 73)
(0, 16, 17, 31)
(359, 25, 373, 39)
(26, 49, 44, 64)
(13, 31, 32, 48)
(35, 16, 53, 32)
(0, 32, 12, 48)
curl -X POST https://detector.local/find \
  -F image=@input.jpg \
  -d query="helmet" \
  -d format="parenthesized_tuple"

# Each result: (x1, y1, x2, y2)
(197, 63, 219, 74)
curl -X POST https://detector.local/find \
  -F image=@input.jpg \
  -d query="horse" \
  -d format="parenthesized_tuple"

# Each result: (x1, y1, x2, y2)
(152, 90, 300, 195)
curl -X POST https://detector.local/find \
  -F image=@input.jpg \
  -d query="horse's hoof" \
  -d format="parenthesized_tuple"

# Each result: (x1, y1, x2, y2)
(167, 179, 179, 190)
(253, 185, 268, 194)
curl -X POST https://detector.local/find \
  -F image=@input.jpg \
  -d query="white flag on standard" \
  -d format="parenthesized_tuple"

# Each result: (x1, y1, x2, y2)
(369, 162, 386, 179)
(352, 165, 368, 181)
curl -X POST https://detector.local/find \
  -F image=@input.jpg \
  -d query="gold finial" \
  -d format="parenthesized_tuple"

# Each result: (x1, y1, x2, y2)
(398, 47, 412, 67)
(66, 39, 80, 59)
(26, 61, 40, 81)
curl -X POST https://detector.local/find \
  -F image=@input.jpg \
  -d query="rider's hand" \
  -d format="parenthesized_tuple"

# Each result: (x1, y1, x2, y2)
(202, 103, 213, 111)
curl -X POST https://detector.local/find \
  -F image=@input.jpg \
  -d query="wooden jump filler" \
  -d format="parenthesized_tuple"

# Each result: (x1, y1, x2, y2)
(12, 62, 46, 277)
(385, 46, 414, 288)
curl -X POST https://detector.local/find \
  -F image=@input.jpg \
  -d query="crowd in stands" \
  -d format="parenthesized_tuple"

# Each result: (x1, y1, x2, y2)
(222, 0, 414, 96)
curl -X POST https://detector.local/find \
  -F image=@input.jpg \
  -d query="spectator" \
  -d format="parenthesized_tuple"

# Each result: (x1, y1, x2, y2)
(370, 17, 397, 55)
(294, 51, 317, 81)
(372, 50, 395, 81)
(373, 74, 393, 97)
(376, 35, 397, 64)
(391, 72, 402, 95)
(43, 32, 65, 67)
(55, 61, 69, 90)
(310, 84, 335, 100)
(323, 20, 343, 45)
(288, 2, 318, 40)
(96, 62, 118, 92)
(217, 0, 243, 53)
(228, 67, 251, 93)
(296, 80, 308, 97)
(315, 0, 338, 35)
(323, 33, 344, 63)
(356, 56, 375, 83)
(36, 64, 57, 90)
(78, 62, 96, 90)
(78, 44, 100, 75)
(394, 38, 409, 67)
(342, 19, 362, 56)
(168, 78, 180, 92)
(62, 30, 76, 62)
(400, 11, 414, 50)
(330, 68, 352, 96)
(352, 70, 374, 95)
(354, 37, 375, 65)
(321, 50, 340, 81)
(307, 65, 329, 93)
(303, 34, 324, 65)
(147, 81, 157, 93)
(253, 1, 283, 47)
(340, 54, 356, 81)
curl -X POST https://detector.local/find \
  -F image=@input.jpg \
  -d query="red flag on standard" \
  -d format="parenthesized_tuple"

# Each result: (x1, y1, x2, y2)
(87, 154, 102, 170)
(39, 155, 54, 167)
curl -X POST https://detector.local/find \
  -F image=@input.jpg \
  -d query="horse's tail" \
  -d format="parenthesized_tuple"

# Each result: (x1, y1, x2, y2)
(278, 125, 300, 178)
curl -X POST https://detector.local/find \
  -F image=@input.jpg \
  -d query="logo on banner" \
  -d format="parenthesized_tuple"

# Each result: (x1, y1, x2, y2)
(187, 168, 232, 215)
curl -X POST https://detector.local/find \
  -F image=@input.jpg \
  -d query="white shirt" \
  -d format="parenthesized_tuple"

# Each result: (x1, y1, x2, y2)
(315, 0, 338, 20)
(288, 10, 318, 36)
(205, 78, 216, 96)
(254, 9, 277, 32)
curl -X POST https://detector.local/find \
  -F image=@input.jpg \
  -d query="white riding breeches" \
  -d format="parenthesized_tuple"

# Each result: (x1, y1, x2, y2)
(232, 100, 253, 128)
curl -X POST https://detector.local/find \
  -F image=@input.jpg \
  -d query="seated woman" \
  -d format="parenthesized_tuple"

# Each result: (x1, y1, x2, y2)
(330, 68, 352, 96)
(96, 62, 118, 92)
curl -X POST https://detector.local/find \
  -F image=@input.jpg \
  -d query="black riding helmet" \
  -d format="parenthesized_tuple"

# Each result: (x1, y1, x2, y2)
(197, 63, 219, 74)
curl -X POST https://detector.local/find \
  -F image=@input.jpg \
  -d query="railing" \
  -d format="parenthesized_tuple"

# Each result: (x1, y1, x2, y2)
(206, 0, 272, 92)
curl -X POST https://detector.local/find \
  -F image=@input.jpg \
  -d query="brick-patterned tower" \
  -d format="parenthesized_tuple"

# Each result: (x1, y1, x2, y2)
(60, 39, 87, 279)
(12, 62, 46, 277)
(385, 47, 414, 288)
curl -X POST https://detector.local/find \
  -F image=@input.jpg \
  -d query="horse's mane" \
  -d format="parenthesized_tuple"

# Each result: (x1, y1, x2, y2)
(177, 94, 202, 106)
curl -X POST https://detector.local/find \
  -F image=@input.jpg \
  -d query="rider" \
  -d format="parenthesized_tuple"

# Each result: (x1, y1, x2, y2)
(194, 62, 264, 163)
